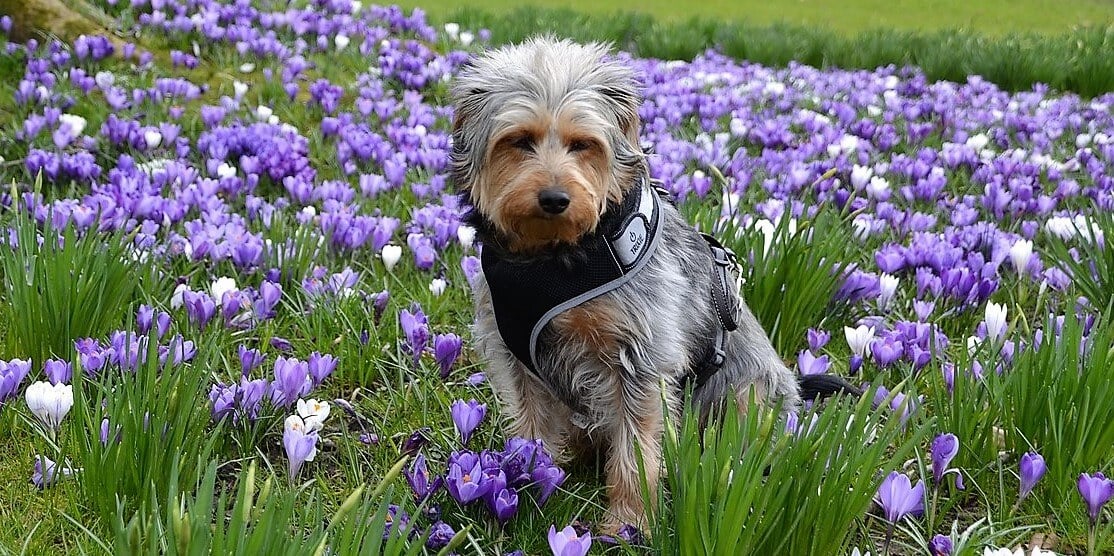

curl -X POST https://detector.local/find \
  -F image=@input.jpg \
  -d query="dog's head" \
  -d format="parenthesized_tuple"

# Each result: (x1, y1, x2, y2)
(450, 36, 645, 253)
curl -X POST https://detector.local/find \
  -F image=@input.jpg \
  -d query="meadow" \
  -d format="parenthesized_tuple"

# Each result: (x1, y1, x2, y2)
(0, 0, 1113, 555)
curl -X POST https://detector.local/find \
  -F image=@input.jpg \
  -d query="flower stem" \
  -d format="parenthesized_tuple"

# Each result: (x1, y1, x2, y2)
(1087, 523, 1096, 556)
(882, 522, 894, 556)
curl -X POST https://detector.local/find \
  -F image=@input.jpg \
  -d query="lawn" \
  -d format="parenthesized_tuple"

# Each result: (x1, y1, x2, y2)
(1, 1, 1113, 555)
(396, 0, 1114, 35)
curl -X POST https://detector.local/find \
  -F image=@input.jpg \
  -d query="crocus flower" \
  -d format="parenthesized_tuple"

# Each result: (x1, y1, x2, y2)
(1018, 452, 1046, 501)
(491, 487, 519, 524)
(807, 328, 830, 351)
(433, 333, 463, 378)
(272, 357, 311, 407)
(1009, 239, 1033, 274)
(283, 415, 318, 480)
(451, 399, 486, 444)
(532, 463, 567, 505)
(404, 453, 443, 502)
(400, 427, 431, 456)
(1077, 472, 1114, 525)
(845, 325, 875, 357)
(875, 471, 925, 522)
(381, 244, 402, 271)
(254, 281, 282, 320)
(429, 277, 447, 296)
(238, 345, 264, 377)
(0, 359, 32, 403)
(984, 302, 1008, 341)
(25, 381, 74, 432)
(877, 273, 899, 309)
(307, 352, 337, 386)
(42, 358, 72, 385)
(930, 433, 959, 484)
(31, 455, 76, 489)
(425, 521, 456, 550)
(446, 456, 491, 505)
(797, 350, 830, 376)
(182, 290, 217, 331)
(548, 525, 592, 556)
(296, 398, 330, 432)
(929, 534, 952, 556)
(210, 276, 237, 305)
(400, 307, 430, 366)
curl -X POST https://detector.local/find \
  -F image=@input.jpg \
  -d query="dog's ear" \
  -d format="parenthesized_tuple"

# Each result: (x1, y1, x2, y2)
(599, 84, 642, 146)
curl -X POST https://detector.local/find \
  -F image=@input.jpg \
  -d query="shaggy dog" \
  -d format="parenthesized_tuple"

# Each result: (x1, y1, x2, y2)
(450, 36, 839, 531)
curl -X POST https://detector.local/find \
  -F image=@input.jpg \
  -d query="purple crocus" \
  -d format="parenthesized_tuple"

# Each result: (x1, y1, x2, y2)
(1019, 452, 1046, 501)
(451, 399, 486, 444)
(404, 453, 443, 502)
(307, 352, 337, 386)
(425, 521, 456, 550)
(1077, 472, 1114, 525)
(238, 345, 264, 377)
(136, 304, 154, 334)
(548, 525, 592, 556)
(254, 281, 282, 320)
(0, 359, 32, 404)
(875, 471, 925, 522)
(796, 350, 830, 376)
(400, 306, 429, 366)
(271, 356, 311, 407)
(433, 333, 463, 378)
(807, 328, 830, 351)
(31, 455, 75, 489)
(283, 415, 318, 480)
(929, 534, 953, 556)
(182, 290, 217, 331)
(930, 433, 959, 484)
(445, 455, 491, 505)
(491, 487, 519, 524)
(532, 463, 567, 505)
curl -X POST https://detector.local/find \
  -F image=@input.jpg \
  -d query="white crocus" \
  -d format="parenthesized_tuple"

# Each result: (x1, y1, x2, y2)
(459, 31, 475, 47)
(216, 162, 236, 179)
(25, 381, 74, 431)
(877, 273, 899, 309)
(966, 133, 990, 150)
(751, 218, 776, 256)
(457, 225, 476, 249)
(967, 335, 983, 356)
(233, 80, 248, 98)
(844, 325, 875, 358)
(429, 278, 447, 297)
(210, 276, 237, 306)
(985, 301, 1008, 341)
(255, 105, 273, 121)
(334, 34, 350, 51)
(170, 283, 191, 309)
(381, 244, 402, 271)
(1009, 239, 1033, 274)
(443, 22, 460, 40)
(296, 399, 331, 433)
(94, 71, 115, 89)
(143, 129, 162, 149)
(58, 113, 87, 137)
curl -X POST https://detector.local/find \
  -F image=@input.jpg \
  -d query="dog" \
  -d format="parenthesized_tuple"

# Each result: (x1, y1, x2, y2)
(450, 36, 844, 532)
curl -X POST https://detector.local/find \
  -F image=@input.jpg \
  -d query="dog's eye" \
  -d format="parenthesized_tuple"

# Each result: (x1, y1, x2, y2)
(568, 139, 593, 153)
(510, 136, 535, 152)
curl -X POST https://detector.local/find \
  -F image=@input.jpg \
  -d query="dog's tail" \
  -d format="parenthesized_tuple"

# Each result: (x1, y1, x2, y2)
(798, 374, 863, 401)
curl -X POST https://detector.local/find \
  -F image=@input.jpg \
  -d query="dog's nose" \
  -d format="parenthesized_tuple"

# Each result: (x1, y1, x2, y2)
(537, 188, 570, 214)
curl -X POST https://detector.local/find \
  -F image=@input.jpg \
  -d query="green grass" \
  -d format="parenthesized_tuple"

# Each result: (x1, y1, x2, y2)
(417, 5, 1114, 96)
(400, 0, 1114, 35)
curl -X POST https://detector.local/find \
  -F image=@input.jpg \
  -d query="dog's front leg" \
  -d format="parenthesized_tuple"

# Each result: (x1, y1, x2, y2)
(486, 359, 575, 462)
(602, 369, 670, 534)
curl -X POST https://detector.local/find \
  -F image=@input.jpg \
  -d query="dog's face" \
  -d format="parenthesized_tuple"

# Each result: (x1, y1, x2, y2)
(450, 37, 645, 252)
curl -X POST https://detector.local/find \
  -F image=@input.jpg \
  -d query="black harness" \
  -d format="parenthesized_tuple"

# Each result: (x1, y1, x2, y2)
(479, 178, 742, 402)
